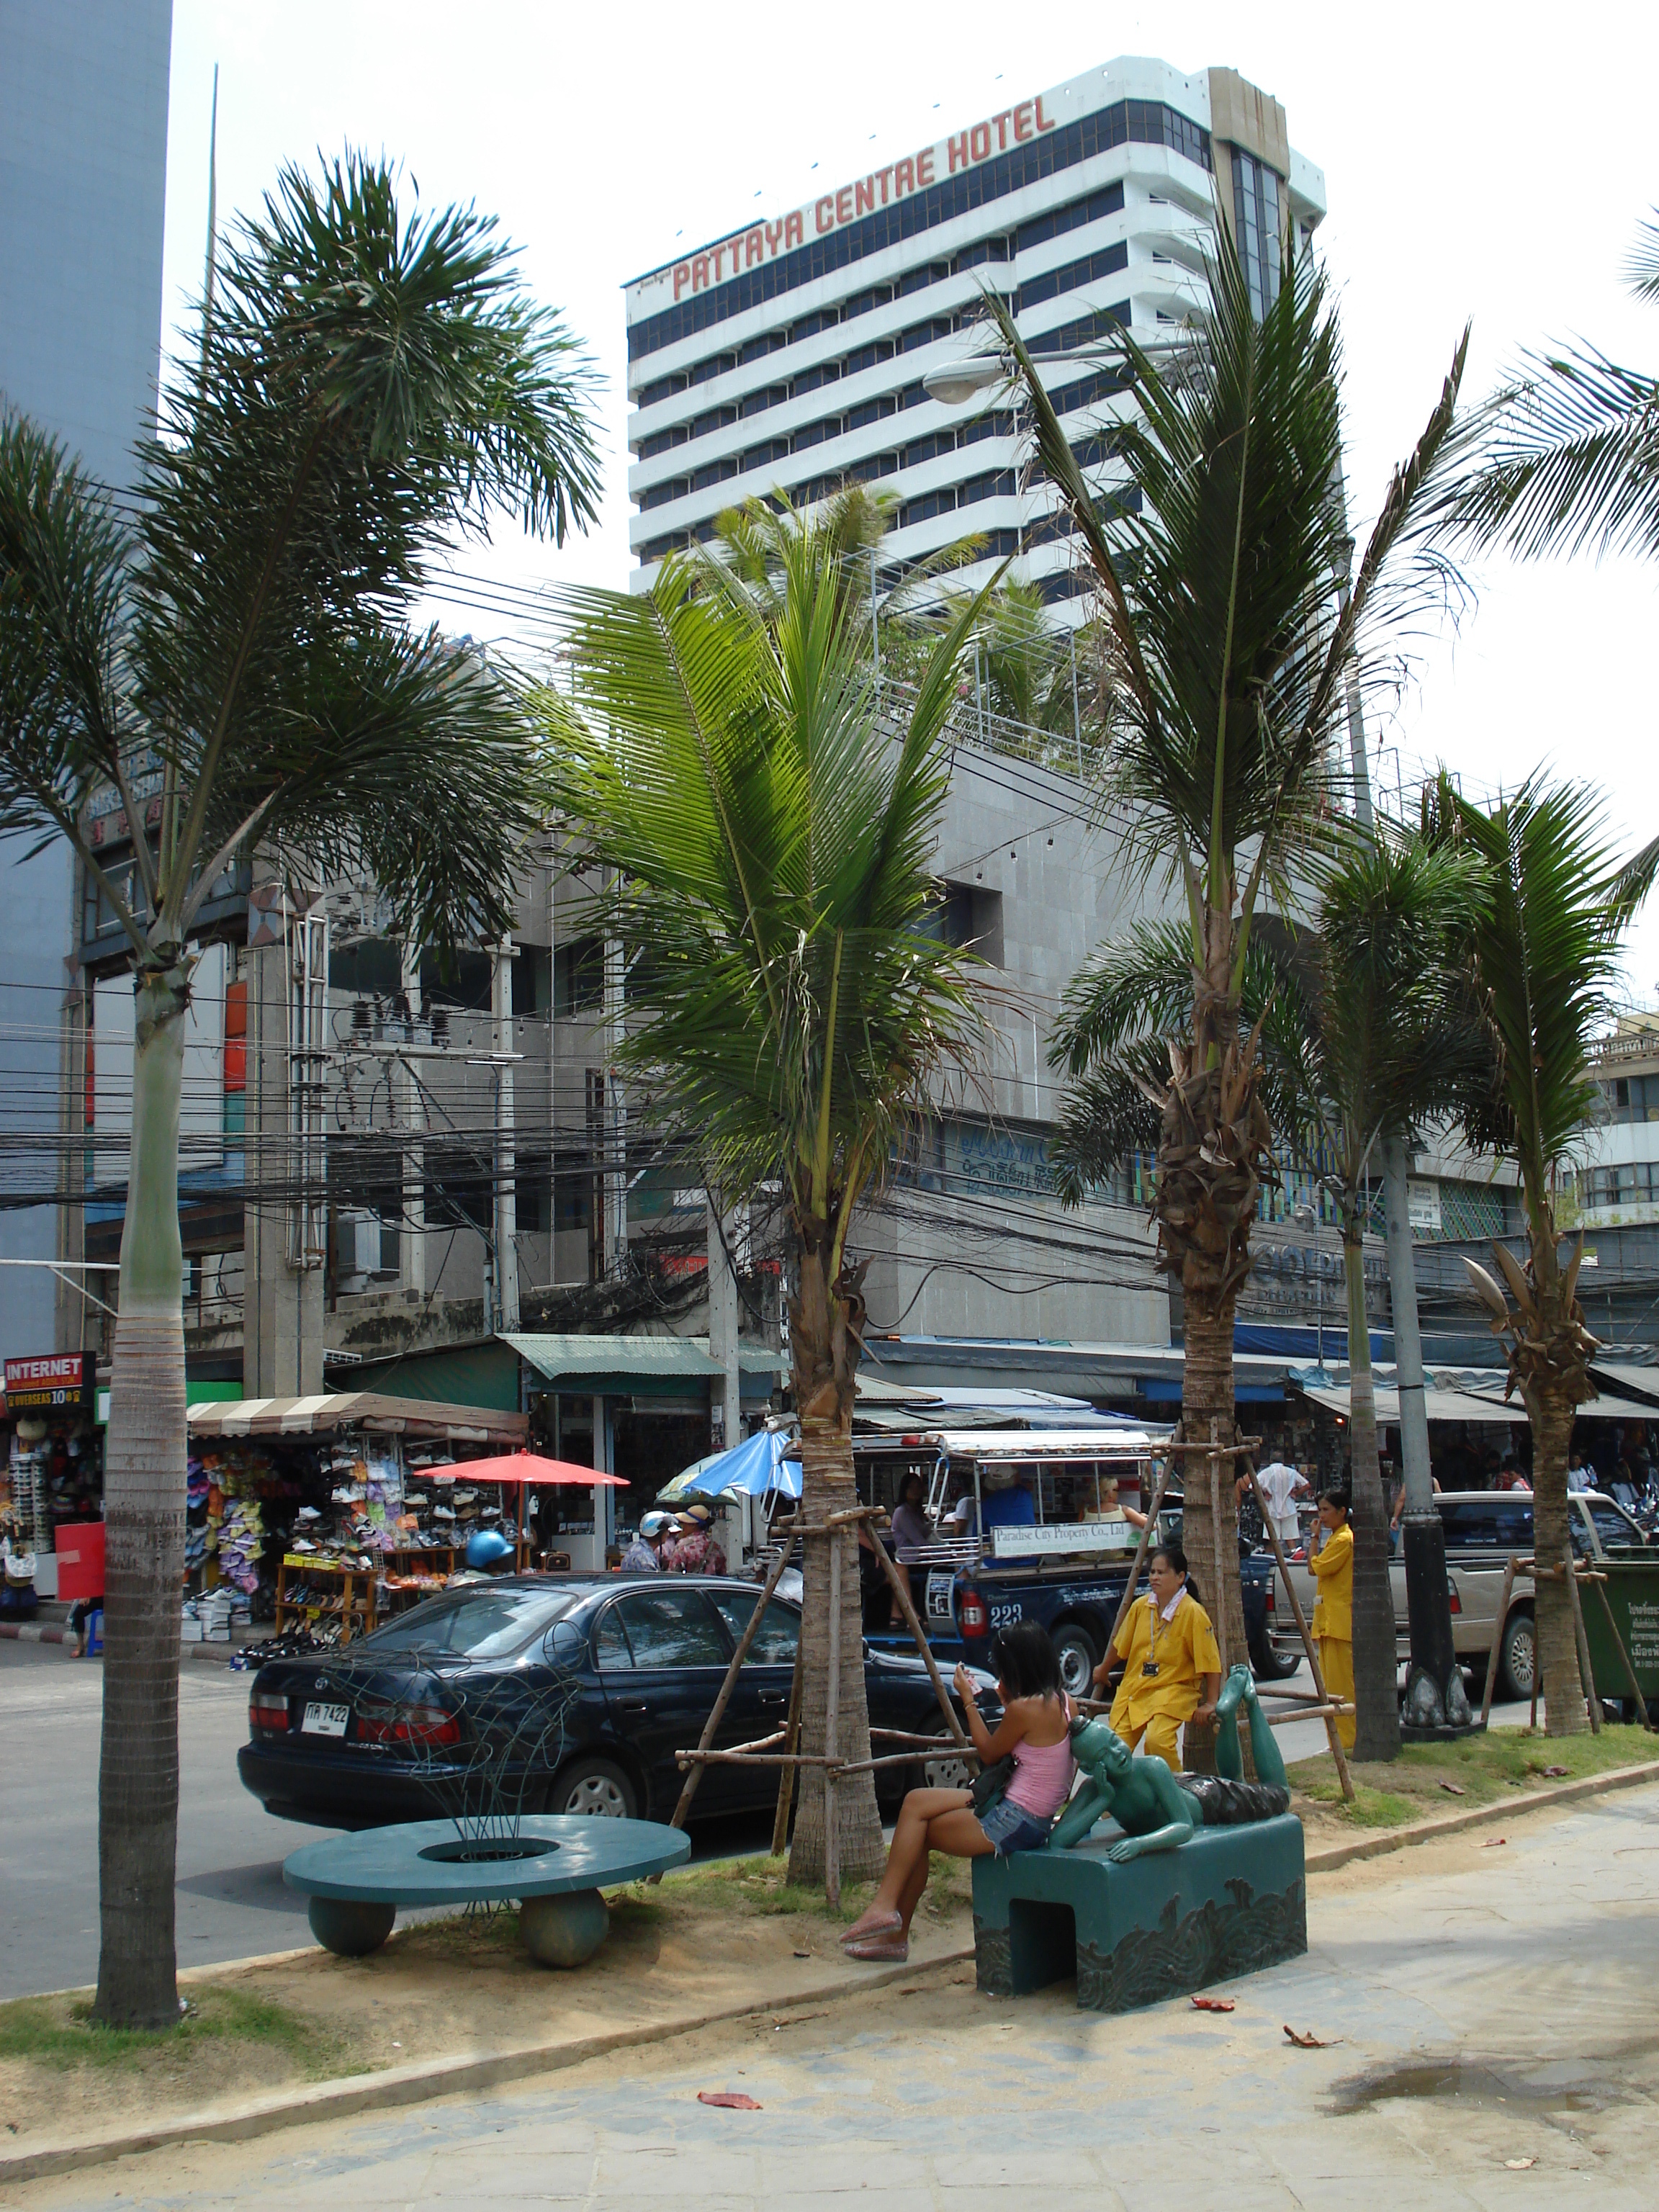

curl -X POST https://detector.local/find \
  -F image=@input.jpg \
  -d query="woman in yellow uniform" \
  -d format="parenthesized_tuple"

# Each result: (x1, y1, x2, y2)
(1308, 1491, 1356, 1750)
(1092, 1542, 1220, 1772)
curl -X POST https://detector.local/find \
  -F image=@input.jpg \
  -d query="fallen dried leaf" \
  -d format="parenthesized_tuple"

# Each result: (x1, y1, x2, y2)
(1438, 1781, 1467, 1795)
(791, 1949, 811, 1959)
(1481, 1836, 1508, 1848)
(698, 2092, 762, 2110)
(770, 2011, 829, 2030)
(1190, 1997, 1236, 2013)
(1282, 2026, 1339, 2049)
(1542, 1765, 1569, 1778)
(1505, 2157, 1538, 2170)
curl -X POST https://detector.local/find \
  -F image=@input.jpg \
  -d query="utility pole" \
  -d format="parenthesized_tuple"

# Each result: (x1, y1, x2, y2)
(603, 925, 626, 1274)
(491, 937, 521, 1334)
(1338, 533, 1470, 1735)
(399, 942, 425, 1302)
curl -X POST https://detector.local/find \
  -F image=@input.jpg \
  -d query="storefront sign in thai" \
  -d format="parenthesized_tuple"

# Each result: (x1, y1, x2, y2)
(4, 1354, 91, 1412)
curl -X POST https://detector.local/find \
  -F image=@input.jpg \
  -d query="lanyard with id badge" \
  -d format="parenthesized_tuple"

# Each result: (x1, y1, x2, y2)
(1142, 1593, 1166, 1679)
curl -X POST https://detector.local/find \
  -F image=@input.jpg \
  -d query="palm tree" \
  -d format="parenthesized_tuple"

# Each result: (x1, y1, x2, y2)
(992, 225, 1471, 1695)
(0, 155, 601, 2026)
(1049, 830, 1482, 1760)
(1457, 211, 1659, 560)
(545, 505, 994, 1891)
(1434, 776, 1658, 1735)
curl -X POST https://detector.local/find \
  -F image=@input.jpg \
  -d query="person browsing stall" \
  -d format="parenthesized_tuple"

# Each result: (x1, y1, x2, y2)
(619, 1511, 675, 1573)
(1308, 1490, 1356, 1750)
(1092, 1542, 1220, 1773)
(667, 1501, 727, 1575)
(839, 1622, 1076, 1963)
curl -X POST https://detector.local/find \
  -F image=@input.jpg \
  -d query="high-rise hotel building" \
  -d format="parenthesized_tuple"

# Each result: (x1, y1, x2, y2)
(623, 56, 1326, 611)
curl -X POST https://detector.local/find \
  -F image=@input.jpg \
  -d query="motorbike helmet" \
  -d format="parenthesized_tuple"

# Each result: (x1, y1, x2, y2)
(464, 1528, 514, 1570)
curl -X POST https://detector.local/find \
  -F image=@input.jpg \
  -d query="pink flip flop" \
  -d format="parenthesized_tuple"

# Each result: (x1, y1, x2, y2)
(842, 1936, 909, 1963)
(840, 1910, 902, 1948)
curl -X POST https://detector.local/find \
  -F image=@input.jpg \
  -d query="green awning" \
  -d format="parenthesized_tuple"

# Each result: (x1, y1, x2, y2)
(343, 1338, 523, 1412)
(504, 1333, 786, 1395)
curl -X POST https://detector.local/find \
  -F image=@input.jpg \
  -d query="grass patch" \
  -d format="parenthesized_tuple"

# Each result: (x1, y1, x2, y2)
(631, 1850, 973, 1927)
(1290, 1721, 1656, 1829)
(0, 1984, 343, 2078)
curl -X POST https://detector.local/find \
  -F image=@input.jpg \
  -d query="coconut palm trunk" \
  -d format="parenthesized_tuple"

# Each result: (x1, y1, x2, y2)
(786, 1241, 883, 1887)
(1341, 1220, 1402, 1761)
(96, 967, 190, 2025)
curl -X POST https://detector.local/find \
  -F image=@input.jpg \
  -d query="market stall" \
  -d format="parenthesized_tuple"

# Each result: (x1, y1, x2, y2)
(184, 1393, 526, 1654)
(410, 1449, 629, 1573)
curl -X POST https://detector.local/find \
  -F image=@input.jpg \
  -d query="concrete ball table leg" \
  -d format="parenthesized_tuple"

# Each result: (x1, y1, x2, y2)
(308, 1895, 397, 1957)
(518, 1887, 608, 1969)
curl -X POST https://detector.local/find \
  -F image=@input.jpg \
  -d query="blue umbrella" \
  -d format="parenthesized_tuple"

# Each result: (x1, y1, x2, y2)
(680, 1426, 802, 1500)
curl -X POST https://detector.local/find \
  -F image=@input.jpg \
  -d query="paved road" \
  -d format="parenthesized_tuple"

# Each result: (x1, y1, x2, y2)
(11, 1783, 1659, 2210)
(0, 1642, 777, 1999)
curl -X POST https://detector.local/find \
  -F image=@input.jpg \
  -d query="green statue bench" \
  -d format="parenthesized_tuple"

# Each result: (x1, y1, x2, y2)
(973, 1668, 1306, 2013)
(283, 1814, 691, 1967)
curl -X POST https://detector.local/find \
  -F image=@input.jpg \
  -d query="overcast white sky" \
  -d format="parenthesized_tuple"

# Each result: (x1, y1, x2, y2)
(160, 0, 1659, 995)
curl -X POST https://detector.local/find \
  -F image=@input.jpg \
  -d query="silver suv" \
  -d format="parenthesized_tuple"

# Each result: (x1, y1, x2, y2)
(1274, 1491, 1651, 1701)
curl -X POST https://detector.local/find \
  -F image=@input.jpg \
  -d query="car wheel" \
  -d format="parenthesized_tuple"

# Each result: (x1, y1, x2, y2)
(548, 1756, 638, 1820)
(1498, 1606, 1535, 1703)
(914, 1731, 976, 1793)
(1052, 1624, 1101, 1702)
(1251, 1639, 1302, 1683)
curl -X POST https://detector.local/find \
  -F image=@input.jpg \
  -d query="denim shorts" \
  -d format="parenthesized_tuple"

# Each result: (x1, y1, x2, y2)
(977, 1796, 1054, 1857)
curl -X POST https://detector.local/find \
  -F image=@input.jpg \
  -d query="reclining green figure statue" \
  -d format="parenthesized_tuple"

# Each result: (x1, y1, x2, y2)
(1049, 1664, 1292, 1858)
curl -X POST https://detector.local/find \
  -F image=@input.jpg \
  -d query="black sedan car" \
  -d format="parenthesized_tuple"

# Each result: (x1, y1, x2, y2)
(238, 1573, 989, 1830)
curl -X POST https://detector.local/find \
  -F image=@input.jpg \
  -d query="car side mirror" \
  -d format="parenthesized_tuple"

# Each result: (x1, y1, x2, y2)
(544, 1619, 586, 1667)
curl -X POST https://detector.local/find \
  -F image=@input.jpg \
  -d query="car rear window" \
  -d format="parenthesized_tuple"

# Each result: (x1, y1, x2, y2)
(710, 1591, 800, 1663)
(1440, 1503, 1532, 1550)
(361, 1587, 580, 1660)
(1578, 1498, 1646, 1552)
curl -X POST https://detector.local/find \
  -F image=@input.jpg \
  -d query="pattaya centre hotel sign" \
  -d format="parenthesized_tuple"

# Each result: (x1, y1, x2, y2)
(655, 88, 1062, 307)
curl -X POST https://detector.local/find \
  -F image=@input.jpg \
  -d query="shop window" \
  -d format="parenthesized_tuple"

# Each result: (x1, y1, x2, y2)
(512, 945, 551, 1017)
(421, 948, 493, 1014)
(554, 937, 604, 1016)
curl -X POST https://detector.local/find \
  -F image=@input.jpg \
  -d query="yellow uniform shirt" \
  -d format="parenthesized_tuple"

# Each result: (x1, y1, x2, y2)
(1110, 1591, 1222, 1728)
(1309, 1521, 1354, 1642)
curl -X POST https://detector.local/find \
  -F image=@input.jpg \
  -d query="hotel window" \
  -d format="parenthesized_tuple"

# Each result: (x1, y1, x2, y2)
(1231, 150, 1282, 320)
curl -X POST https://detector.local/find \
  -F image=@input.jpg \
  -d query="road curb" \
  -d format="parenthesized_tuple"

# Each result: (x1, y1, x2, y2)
(0, 1621, 69, 1645)
(1303, 1755, 1659, 1871)
(0, 1946, 974, 2187)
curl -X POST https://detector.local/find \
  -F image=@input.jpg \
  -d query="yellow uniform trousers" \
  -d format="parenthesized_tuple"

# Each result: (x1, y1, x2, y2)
(1106, 1694, 1184, 1772)
(1317, 1637, 1356, 1750)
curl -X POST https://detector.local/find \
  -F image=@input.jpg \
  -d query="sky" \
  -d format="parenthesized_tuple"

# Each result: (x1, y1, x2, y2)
(159, 0, 1659, 995)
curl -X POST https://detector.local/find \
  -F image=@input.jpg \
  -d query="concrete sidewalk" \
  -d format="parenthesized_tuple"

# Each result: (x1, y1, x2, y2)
(9, 1783, 1658, 2211)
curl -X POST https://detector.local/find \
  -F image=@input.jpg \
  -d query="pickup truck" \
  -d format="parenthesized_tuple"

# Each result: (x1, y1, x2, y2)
(854, 1427, 1293, 1704)
(1276, 1489, 1654, 1701)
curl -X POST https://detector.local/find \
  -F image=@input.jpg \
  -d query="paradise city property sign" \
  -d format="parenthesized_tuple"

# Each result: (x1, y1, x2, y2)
(642, 89, 1063, 310)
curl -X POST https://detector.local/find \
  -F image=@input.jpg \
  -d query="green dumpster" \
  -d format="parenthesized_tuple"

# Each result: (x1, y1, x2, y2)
(1578, 1556, 1659, 1705)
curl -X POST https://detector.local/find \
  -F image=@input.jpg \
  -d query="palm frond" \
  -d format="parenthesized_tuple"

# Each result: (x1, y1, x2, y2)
(1455, 343, 1659, 562)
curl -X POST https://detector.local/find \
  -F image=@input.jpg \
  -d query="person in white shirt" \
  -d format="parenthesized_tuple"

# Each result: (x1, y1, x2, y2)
(1241, 1460, 1308, 1549)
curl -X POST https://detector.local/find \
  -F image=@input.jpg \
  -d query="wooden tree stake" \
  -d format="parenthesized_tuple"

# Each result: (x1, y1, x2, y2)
(1479, 1556, 1519, 1730)
(1244, 1452, 1355, 1804)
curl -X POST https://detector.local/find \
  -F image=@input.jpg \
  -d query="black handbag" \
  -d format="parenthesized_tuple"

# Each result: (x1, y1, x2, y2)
(970, 1753, 1015, 1815)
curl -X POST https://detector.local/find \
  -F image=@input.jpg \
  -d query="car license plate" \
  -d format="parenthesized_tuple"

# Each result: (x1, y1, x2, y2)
(302, 1701, 350, 1737)
(926, 1571, 954, 1621)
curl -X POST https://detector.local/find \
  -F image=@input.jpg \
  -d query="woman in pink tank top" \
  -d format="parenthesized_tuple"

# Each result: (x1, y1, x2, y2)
(842, 1622, 1076, 1963)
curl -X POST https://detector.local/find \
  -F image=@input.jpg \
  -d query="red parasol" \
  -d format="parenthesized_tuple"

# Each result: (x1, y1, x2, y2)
(418, 1451, 628, 1488)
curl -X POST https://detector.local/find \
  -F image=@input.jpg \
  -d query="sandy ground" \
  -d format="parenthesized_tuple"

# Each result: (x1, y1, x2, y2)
(7, 1784, 1659, 2211)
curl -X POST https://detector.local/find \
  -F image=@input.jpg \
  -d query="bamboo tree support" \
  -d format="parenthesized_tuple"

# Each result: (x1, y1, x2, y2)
(1583, 1567, 1654, 1731)
(1101, 1453, 1173, 1667)
(1478, 1556, 1520, 1730)
(1243, 1452, 1356, 1804)
(667, 1537, 796, 1833)
(1565, 1557, 1602, 1735)
(770, 1640, 806, 1856)
(824, 1527, 843, 1907)
(867, 1528, 974, 1755)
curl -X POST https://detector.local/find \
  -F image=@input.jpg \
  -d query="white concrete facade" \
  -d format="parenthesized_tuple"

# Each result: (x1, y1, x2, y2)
(622, 55, 1325, 612)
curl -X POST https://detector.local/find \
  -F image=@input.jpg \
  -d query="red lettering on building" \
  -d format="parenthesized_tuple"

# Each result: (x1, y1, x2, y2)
(969, 122, 990, 163)
(815, 196, 835, 235)
(786, 210, 804, 248)
(673, 261, 691, 300)
(834, 184, 852, 225)
(692, 254, 710, 293)
(878, 163, 894, 204)
(765, 219, 784, 256)
(1035, 95, 1056, 132)
(711, 242, 727, 283)
(855, 176, 874, 217)
(896, 156, 915, 194)
(916, 147, 935, 186)
(993, 109, 1012, 150)
(747, 228, 765, 269)
(1014, 101, 1034, 143)
(947, 131, 970, 174)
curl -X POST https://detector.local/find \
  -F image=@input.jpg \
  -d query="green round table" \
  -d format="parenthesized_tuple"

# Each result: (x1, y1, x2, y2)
(282, 1815, 691, 1966)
